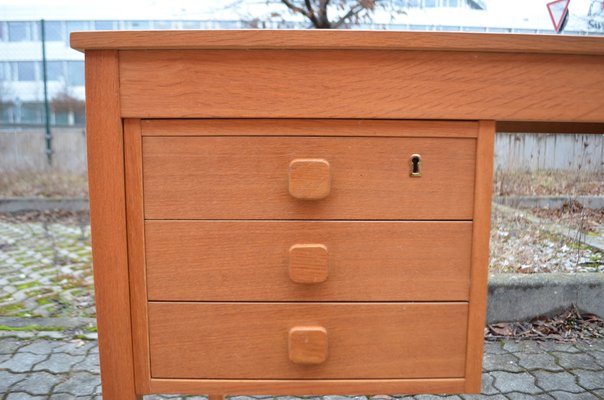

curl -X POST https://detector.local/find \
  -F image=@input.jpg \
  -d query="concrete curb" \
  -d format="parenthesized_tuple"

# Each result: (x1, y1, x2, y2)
(487, 273, 604, 323)
(0, 197, 89, 213)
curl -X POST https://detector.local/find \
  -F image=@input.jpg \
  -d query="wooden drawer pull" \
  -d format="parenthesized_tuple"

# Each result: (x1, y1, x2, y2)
(288, 159, 331, 200)
(289, 244, 329, 284)
(288, 326, 328, 365)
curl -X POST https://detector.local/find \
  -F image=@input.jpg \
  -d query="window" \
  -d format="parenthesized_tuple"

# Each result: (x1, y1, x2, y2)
(21, 102, 43, 124)
(44, 21, 63, 41)
(66, 21, 89, 34)
(67, 61, 84, 86)
(8, 22, 28, 41)
(46, 61, 64, 81)
(74, 109, 85, 125)
(423, 0, 437, 7)
(53, 110, 70, 125)
(94, 21, 115, 30)
(127, 21, 150, 30)
(17, 62, 37, 81)
(0, 22, 6, 41)
(153, 21, 173, 30)
(182, 21, 201, 30)
(0, 62, 7, 81)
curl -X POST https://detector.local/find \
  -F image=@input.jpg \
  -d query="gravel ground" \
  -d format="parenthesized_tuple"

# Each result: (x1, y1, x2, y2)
(490, 206, 603, 274)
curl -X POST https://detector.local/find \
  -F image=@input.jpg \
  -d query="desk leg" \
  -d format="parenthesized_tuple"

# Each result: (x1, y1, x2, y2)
(209, 394, 225, 400)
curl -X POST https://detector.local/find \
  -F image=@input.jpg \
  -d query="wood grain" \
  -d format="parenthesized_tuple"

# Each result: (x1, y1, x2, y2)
(142, 136, 476, 220)
(288, 244, 329, 284)
(120, 50, 604, 122)
(123, 119, 152, 394)
(289, 159, 331, 200)
(147, 302, 468, 379)
(141, 119, 479, 138)
(145, 221, 473, 301)
(288, 326, 329, 365)
(149, 377, 466, 396)
(464, 121, 496, 393)
(71, 30, 604, 55)
(84, 51, 139, 399)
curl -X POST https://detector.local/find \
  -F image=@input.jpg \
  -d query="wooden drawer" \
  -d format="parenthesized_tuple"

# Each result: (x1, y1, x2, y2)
(145, 220, 473, 301)
(142, 136, 476, 220)
(148, 302, 468, 379)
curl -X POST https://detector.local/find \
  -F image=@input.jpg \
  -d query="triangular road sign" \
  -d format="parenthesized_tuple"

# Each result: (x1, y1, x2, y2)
(547, 0, 571, 33)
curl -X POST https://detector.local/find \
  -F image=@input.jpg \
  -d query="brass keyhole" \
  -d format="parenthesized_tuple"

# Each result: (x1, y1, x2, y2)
(410, 154, 422, 177)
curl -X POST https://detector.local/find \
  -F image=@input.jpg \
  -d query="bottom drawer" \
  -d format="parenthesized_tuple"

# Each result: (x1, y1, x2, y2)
(148, 302, 468, 379)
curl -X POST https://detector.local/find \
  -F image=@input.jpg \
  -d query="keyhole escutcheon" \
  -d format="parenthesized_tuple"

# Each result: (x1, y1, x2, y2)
(410, 154, 422, 177)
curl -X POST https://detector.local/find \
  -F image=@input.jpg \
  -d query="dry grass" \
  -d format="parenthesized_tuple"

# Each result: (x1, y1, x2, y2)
(494, 169, 604, 197)
(0, 169, 88, 198)
(490, 205, 602, 274)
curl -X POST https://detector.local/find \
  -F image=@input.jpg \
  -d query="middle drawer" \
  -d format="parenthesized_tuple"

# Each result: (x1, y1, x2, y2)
(145, 220, 472, 301)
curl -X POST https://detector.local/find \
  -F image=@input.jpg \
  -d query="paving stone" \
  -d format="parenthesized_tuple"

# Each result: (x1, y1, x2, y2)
(53, 340, 95, 355)
(574, 370, 604, 390)
(532, 370, 584, 393)
(324, 396, 367, 400)
(502, 341, 542, 354)
(414, 396, 461, 399)
(554, 352, 602, 371)
(11, 371, 64, 395)
(228, 398, 272, 400)
(483, 352, 523, 372)
(33, 352, 85, 373)
(480, 372, 499, 395)
(0, 370, 26, 393)
(0, 331, 36, 339)
(72, 353, 100, 374)
(538, 342, 582, 353)
(491, 371, 541, 394)
(0, 338, 25, 354)
(483, 341, 508, 355)
(587, 350, 604, 368)
(20, 340, 61, 355)
(505, 393, 553, 399)
(5, 393, 47, 400)
(0, 352, 47, 373)
(548, 392, 600, 399)
(517, 352, 563, 371)
(52, 372, 101, 396)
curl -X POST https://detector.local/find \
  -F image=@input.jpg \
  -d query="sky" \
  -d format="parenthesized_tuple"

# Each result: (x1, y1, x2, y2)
(0, 0, 599, 32)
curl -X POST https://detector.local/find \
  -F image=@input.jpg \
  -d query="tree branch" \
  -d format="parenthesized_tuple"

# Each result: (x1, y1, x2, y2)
(331, 3, 366, 28)
(281, 0, 313, 19)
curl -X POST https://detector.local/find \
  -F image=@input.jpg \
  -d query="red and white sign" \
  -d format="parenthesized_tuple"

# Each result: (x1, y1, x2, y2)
(547, 0, 571, 33)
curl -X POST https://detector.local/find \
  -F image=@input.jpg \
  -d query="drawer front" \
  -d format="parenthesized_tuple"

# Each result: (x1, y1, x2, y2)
(145, 221, 472, 301)
(142, 136, 476, 220)
(148, 302, 468, 379)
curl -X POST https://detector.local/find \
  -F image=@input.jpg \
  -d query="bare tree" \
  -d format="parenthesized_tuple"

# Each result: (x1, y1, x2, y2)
(233, 0, 485, 29)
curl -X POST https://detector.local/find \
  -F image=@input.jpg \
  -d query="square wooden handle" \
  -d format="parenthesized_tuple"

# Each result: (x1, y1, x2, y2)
(288, 159, 331, 200)
(288, 326, 328, 365)
(289, 244, 329, 284)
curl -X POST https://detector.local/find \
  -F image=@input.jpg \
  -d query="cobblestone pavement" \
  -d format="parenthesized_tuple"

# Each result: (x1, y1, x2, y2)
(0, 331, 603, 400)
(0, 221, 94, 319)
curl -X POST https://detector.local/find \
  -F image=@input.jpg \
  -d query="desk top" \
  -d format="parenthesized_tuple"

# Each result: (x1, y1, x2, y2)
(71, 30, 604, 55)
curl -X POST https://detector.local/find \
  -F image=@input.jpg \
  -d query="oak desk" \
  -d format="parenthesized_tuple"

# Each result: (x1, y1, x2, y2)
(71, 30, 604, 399)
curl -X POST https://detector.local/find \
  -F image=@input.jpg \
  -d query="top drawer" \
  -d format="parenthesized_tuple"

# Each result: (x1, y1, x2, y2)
(142, 122, 477, 220)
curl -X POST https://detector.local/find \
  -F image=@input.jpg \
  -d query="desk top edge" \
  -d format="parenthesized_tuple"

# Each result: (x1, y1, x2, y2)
(70, 30, 604, 55)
